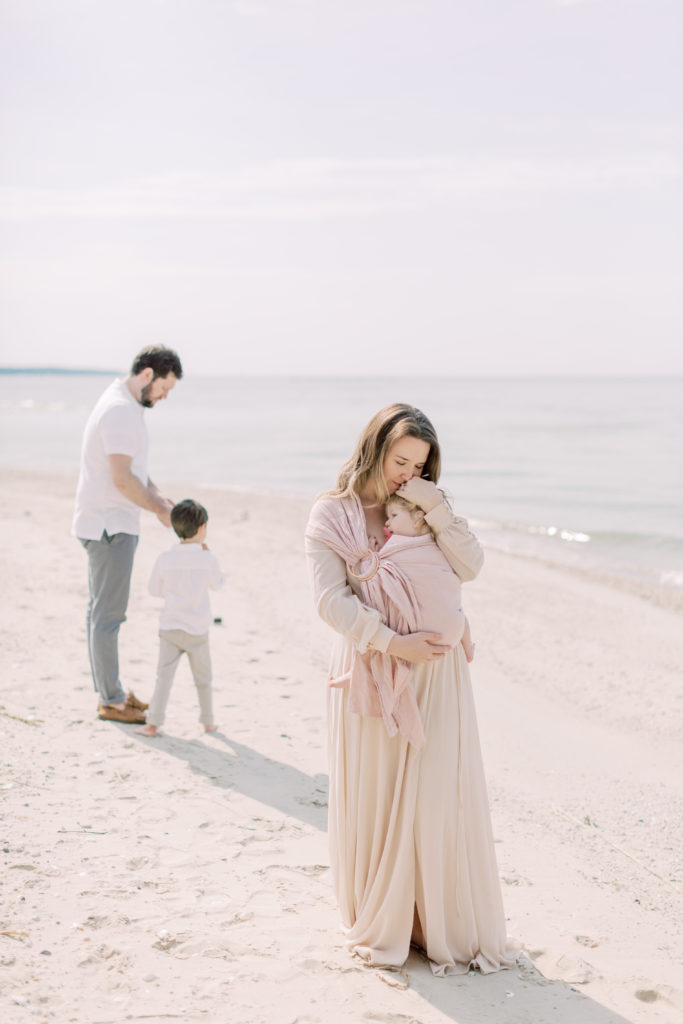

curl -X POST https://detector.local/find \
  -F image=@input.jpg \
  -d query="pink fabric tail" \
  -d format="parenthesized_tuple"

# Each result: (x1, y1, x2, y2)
(308, 494, 425, 746)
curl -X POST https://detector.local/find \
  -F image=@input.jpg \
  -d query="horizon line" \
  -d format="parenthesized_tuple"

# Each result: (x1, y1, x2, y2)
(0, 366, 681, 381)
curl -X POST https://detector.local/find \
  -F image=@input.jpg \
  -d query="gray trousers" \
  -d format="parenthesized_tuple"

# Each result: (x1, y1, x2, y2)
(79, 532, 138, 706)
(146, 629, 214, 727)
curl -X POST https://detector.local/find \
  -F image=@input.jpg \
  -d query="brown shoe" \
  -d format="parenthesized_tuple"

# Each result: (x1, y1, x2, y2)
(98, 703, 146, 724)
(125, 690, 149, 711)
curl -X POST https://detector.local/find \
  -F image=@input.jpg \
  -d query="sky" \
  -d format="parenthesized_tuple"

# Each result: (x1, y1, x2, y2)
(0, 0, 681, 377)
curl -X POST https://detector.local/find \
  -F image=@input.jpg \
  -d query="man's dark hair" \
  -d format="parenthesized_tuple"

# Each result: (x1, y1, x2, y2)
(130, 345, 183, 380)
(171, 499, 208, 540)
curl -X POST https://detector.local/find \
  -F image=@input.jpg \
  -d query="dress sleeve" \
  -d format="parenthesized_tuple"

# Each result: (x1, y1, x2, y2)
(304, 535, 395, 654)
(424, 502, 484, 582)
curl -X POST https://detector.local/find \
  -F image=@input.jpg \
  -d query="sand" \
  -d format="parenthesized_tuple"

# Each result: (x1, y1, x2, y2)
(1, 468, 681, 1024)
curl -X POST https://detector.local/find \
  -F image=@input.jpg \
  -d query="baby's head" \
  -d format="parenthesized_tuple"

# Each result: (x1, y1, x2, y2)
(171, 499, 209, 542)
(385, 495, 430, 537)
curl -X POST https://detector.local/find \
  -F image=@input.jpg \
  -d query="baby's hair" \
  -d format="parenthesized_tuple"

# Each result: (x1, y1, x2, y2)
(386, 488, 452, 536)
(386, 494, 420, 514)
(385, 494, 430, 534)
(171, 499, 208, 540)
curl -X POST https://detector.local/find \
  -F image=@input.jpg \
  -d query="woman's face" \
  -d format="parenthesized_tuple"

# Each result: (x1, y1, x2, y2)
(382, 436, 431, 494)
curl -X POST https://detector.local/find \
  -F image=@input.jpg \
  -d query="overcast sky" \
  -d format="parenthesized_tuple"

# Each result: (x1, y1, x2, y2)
(1, 0, 681, 376)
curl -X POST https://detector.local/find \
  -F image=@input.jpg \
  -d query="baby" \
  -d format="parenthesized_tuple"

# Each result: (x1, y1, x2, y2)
(383, 493, 475, 662)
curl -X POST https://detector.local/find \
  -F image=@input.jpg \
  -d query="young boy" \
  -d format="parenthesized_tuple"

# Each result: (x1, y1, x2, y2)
(384, 493, 475, 662)
(137, 499, 226, 737)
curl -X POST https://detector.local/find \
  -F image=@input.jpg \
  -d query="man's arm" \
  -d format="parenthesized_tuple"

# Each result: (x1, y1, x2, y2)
(108, 455, 173, 527)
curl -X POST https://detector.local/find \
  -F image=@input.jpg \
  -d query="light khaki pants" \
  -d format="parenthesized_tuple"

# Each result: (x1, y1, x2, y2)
(147, 629, 214, 727)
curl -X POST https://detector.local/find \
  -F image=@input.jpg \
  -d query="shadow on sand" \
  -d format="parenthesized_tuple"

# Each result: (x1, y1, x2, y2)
(131, 727, 635, 1024)
(133, 727, 328, 830)
(401, 947, 635, 1024)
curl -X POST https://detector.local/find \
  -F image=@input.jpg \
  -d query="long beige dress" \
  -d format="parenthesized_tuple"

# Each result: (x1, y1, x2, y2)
(305, 498, 514, 976)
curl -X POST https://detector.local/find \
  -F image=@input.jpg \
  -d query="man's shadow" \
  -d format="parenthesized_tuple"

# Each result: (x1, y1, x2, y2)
(131, 727, 637, 1024)
(133, 727, 328, 831)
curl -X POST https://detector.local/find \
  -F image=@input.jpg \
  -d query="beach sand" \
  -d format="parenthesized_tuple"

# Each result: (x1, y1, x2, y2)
(1, 468, 681, 1024)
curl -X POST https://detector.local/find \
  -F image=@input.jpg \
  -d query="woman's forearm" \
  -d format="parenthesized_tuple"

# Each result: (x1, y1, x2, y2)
(305, 536, 395, 653)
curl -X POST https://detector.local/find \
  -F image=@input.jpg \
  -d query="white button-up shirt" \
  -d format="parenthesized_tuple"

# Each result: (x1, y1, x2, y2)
(149, 542, 226, 635)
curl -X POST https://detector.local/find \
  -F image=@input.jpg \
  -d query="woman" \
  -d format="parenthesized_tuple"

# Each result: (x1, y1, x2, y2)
(305, 403, 513, 976)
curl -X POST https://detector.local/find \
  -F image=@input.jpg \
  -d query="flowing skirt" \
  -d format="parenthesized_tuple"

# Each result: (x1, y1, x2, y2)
(326, 637, 515, 976)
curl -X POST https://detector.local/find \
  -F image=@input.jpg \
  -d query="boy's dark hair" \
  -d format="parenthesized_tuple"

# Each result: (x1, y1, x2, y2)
(171, 499, 208, 540)
(130, 345, 183, 380)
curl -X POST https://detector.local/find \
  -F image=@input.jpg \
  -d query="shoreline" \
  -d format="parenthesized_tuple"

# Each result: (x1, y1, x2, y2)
(14, 464, 683, 613)
(1, 467, 682, 1022)
(478, 541, 683, 617)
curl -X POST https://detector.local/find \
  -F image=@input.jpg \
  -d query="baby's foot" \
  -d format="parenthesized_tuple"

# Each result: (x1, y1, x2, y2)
(136, 724, 157, 737)
(204, 724, 218, 733)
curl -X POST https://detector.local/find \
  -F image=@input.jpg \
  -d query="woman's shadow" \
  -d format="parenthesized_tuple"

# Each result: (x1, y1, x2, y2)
(132, 727, 636, 1024)
(403, 948, 636, 1024)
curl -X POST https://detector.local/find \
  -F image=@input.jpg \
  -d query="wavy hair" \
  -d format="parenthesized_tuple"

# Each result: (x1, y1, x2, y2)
(331, 403, 441, 505)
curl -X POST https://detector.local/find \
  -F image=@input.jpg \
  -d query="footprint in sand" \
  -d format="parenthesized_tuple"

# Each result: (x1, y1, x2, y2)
(554, 954, 599, 985)
(84, 914, 110, 929)
(532, 950, 600, 986)
(515, 957, 553, 986)
(77, 944, 132, 970)
(502, 872, 532, 887)
(363, 1010, 419, 1020)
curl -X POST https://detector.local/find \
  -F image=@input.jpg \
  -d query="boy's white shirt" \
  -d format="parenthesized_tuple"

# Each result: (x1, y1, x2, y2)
(149, 543, 226, 635)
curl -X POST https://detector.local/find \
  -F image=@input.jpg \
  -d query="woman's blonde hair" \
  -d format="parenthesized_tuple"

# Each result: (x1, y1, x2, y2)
(332, 403, 441, 505)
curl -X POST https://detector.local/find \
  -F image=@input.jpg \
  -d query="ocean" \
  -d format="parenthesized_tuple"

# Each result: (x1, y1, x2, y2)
(1, 372, 682, 592)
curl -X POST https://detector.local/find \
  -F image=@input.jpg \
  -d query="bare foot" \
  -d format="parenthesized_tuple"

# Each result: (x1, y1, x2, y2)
(204, 724, 218, 733)
(136, 724, 157, 737)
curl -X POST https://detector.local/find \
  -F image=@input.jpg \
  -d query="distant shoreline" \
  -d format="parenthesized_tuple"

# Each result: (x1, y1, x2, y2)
(0, 367, 680, 381)
(0, 367, 117, 376)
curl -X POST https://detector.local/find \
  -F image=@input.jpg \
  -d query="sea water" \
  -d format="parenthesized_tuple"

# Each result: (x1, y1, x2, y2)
(1, 372, 682, 591)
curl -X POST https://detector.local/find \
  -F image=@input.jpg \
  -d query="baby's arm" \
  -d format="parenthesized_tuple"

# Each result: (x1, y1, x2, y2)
(399, 479, 483, 581)
(461, 615, 475, 663)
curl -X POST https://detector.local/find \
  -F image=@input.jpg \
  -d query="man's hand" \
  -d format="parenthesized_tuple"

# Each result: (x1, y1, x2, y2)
(156, 499, 173, 528)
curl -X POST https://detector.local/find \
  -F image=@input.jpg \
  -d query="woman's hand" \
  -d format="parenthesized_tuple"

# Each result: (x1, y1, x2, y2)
(398, 476, 442, 512)
(387, 632, 452, 663)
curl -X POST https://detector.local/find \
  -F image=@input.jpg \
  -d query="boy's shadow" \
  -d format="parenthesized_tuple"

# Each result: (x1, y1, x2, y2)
(133, 727, 328, 831)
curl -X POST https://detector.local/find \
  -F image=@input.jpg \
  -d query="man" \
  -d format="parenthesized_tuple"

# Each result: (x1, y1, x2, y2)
(72, 346, 183, 723)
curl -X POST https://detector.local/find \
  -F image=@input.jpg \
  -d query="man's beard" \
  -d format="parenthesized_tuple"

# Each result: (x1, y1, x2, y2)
(140, 381, 155, 408)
